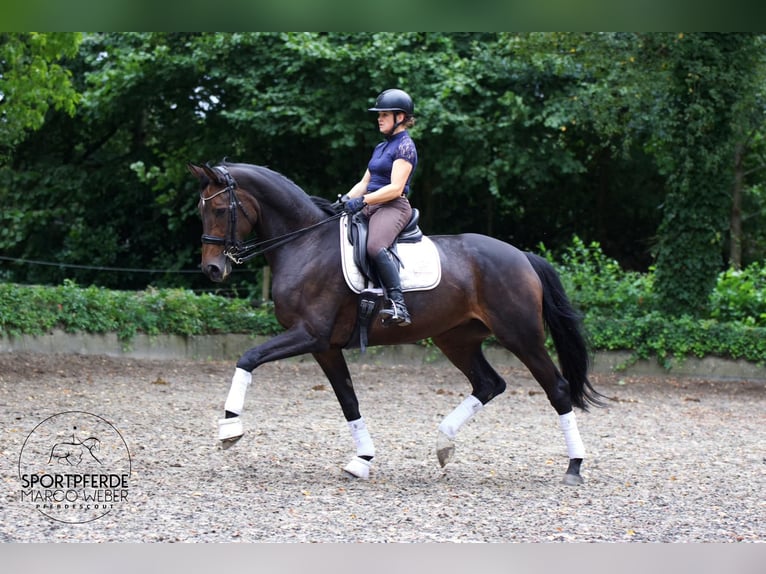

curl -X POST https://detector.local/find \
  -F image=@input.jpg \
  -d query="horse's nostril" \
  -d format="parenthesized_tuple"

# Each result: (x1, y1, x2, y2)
(205, 264, 222, 281)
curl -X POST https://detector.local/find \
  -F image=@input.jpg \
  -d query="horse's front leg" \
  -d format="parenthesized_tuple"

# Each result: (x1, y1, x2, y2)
(218, 325, 325, 449)
(313, 349, 375, 479)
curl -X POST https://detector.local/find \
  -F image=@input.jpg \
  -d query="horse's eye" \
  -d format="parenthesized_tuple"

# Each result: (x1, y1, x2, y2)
(214, 207, 227, 217)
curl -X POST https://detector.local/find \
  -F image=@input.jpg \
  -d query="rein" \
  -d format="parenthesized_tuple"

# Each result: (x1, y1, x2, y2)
(200, 166, 343, 265)
(225, 212, 343, 264)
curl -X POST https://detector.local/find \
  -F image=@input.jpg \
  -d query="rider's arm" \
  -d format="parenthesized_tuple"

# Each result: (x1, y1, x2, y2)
(360, 158, 413, 206)
(346, 169, 371, 199)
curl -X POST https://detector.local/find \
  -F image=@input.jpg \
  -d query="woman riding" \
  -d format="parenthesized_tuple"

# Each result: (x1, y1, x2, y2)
(342, 88, 418, 326)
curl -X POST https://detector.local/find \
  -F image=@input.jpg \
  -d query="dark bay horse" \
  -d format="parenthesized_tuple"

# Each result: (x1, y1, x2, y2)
(189, 161, 601, 485)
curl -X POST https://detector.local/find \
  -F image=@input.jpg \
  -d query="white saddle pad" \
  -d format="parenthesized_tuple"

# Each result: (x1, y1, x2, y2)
(339, 215, 442, 294)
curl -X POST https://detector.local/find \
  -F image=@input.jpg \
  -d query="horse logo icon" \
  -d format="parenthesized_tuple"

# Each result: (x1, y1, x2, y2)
(48, 432, 102, 466)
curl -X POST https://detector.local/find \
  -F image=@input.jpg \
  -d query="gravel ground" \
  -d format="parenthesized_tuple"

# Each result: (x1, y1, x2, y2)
(1, 351, 763, 543)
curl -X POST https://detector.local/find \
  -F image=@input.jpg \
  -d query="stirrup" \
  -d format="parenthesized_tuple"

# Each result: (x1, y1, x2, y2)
(380, 301, 411, 327)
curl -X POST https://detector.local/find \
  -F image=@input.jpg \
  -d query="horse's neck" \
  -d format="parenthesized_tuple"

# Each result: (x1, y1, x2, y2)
(244, 182, 325, 238)
(236, 164, 330, 241)
(256, 201, 322, 238)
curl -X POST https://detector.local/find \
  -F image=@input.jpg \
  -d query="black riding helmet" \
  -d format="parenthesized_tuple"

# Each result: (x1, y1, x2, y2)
(368, 88, 414, 116)
(368, 89, 414, 136)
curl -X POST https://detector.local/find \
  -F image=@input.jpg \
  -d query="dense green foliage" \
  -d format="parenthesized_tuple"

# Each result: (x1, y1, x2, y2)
(0, 279, 281, 342)
(0, 33, 81, 155)
(3, 32, 766, 371)
(3, 33, 766, 322)
(547, 238, 766, 366)
(2, 240, 765, 365)
(709, 263, 766, 325)
(651, 33, 764, 315)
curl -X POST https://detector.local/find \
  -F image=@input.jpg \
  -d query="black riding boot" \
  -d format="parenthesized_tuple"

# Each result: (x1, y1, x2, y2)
(372, 248, 411, 326)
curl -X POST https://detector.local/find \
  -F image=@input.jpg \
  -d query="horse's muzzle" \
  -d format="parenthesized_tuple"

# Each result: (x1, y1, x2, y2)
(202, 259, 231, 282)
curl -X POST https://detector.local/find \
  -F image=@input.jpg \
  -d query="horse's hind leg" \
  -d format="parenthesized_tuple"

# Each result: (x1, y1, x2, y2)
(432, 323, 507, 467)
(313, 348, 375, 479)
(487, 302, 587, 485)
(512, 344, 587, 486)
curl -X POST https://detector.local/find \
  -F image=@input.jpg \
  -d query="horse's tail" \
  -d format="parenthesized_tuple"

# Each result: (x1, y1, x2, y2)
(525, 252, 603, 411)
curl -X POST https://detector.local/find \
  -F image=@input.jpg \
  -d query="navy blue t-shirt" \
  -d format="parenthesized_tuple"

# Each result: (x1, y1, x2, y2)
(366, 130, 418, 196)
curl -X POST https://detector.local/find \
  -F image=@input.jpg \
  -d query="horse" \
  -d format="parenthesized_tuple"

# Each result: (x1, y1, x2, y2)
(188, 161, 602, 485)
(48, 436, 101, 466)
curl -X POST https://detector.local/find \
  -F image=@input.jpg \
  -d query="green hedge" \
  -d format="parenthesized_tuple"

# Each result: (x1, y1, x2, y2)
(584, 312, 766, 367)
(543, 236, 766, 365)
(2, 239, 766, 366)
(0, 280, 282, 342)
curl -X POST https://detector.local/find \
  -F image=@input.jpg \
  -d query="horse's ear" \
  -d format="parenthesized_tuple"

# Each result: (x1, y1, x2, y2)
(201, 164, 220, 183)
(187, 163, 205, 179)
(188, 162, 221, 183)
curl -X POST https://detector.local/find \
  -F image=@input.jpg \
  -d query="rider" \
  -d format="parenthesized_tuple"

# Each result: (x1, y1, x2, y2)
(342, 88, 418, 326)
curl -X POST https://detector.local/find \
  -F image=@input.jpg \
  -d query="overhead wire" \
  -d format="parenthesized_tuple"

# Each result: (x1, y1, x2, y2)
(0, 255, 258, 275)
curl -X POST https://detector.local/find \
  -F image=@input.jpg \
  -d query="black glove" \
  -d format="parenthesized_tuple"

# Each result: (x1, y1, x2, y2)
(331, 194, 350, 214)
(344, 197, 366, 214)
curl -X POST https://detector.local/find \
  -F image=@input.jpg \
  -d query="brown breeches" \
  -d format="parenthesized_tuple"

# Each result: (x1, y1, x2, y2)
(363, 196, 412, 258)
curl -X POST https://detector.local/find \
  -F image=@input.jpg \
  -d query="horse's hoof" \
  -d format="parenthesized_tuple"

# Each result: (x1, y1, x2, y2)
(218, 416, 244, 449)
(436, 431, 455, 468)
(562, 473, 584, 486)
(220, 435, 243, 450)
(563, 458, 583, 484)
(342, 456, 371, 479)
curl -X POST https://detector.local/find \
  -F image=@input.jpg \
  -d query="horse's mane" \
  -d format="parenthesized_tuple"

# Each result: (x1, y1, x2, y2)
(309, 195, 339, 216)
(222, 160, 337, 216)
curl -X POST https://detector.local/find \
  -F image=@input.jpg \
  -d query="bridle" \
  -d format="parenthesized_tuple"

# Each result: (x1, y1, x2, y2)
(200, 165, 343, 265)
(200, 166, 258, 262)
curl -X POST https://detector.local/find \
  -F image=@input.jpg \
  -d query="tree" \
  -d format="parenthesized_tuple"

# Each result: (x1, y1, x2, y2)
(3, 32, 766, 307)
(650, 33, 763, 315)
(0, 33, 81, 155)
(727, 37, 766, 269)
(734, 130, 766, 266)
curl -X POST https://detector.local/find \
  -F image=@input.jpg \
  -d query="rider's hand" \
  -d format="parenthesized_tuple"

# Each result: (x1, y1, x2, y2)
(331, 194, 350, 214)
(344, 197, 366, 214)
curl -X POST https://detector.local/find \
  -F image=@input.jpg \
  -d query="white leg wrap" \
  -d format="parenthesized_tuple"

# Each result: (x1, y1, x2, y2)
(224, 367, 252, 415)
(438, 395, 484, 440)
(218, 416, 244, 442)
(559, 411, 586, 459)
(343, 456, 371, 479)
(348, 417, 375, 458)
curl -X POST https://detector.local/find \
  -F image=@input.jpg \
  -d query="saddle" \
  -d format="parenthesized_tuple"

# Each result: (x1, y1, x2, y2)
(347, 208, 423, 282)
(340, 209, 441, 352)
